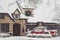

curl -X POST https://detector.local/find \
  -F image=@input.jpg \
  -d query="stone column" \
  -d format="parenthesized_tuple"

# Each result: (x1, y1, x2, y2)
(9, 23, 13, 36)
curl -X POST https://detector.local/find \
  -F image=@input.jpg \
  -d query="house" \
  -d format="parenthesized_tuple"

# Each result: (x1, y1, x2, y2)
(0, 0, 60, 36)
(0, 6, 60, 36)
(0, 8, 27, 36)
(0, 6, 46, 36)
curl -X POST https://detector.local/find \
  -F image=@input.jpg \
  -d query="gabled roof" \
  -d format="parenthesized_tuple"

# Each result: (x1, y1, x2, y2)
(0, 13, 15, 22)
(0, 7, 8, 13)
(12, 8, 21, 14)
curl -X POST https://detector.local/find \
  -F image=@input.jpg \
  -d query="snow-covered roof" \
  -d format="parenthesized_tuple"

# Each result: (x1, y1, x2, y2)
(0, 7, 8, 13)
(0, 6, 8, 13)
(0, 0, 59, 23)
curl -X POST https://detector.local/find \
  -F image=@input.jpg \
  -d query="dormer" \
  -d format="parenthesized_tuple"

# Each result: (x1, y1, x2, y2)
(12, 9, 20, 19)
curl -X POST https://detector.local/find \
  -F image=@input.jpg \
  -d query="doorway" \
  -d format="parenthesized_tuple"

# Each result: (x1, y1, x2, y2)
(13, 23, 21, 36)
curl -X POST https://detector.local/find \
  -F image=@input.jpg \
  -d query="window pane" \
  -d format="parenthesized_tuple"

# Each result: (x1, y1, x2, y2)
(0, 14, 4, 19)
(0, 23, 9, 32)
(44, 32, 49, 34)
(15, 14, 20, 18)
(0, 24, 2, 32)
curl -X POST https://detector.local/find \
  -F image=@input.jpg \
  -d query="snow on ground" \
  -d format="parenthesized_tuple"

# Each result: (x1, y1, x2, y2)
(0, 36, 60, 40)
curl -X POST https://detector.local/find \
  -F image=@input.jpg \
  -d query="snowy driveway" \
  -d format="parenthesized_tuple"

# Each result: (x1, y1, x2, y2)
(0, 36, 60, 40)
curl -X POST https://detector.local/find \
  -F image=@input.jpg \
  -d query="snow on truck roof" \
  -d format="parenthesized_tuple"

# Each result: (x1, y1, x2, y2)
(36, 26, 47, 28)
(34, 26, 47, 29)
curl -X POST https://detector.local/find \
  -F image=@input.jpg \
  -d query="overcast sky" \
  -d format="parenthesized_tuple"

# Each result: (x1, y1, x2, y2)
(0, 0, 59, 23)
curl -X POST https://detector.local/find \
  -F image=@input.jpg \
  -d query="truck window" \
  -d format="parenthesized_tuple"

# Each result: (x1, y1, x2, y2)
(44, 32, 49, 34)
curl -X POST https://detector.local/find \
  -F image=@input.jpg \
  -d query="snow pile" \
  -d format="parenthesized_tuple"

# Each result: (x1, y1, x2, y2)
(0, 36, 60, 40)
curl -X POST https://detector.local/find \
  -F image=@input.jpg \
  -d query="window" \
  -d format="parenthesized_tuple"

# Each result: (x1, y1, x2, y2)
(12, 13, 20, 19)
(15, 14, 20, 18)
(0, 23, 9, 32)
(22, 26, 24, 32)
(0, 14, 4, 19)
(44, 32, 49, 34)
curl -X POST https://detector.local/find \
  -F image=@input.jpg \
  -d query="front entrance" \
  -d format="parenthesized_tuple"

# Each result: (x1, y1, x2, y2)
(13, 23, 21, 36)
